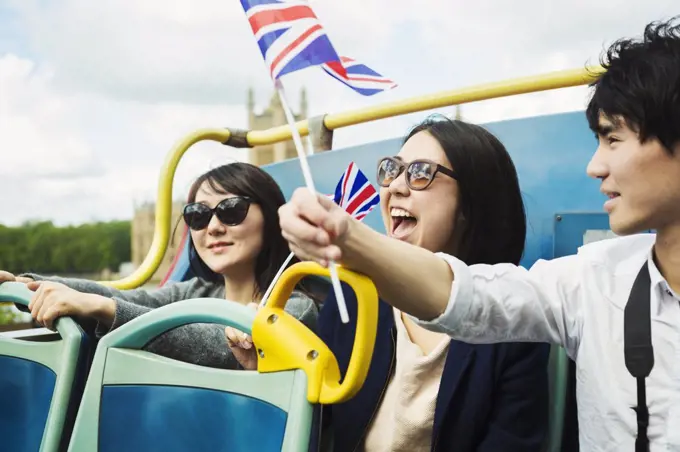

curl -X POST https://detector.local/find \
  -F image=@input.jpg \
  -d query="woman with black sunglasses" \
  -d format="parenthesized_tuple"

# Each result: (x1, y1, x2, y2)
(281, 116, 550, 452)
(0, 162, 318, 369)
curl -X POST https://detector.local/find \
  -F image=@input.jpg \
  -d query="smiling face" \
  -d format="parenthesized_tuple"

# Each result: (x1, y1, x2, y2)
(586, 113, 680, 235)
(379, 130, 460, 253)
(189, 180, 265, 276)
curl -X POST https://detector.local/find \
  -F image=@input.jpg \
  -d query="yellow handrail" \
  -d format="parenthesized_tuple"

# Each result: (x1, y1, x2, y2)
(102, 129, 231, 289)
(247, 65, 604, 145)
(106, 64, 604, 289)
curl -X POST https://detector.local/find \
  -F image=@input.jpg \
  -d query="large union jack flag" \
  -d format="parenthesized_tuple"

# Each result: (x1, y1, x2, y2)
(240, 0, 345, 79)
(322, 56, 397, 96)
(332, 162, 380, 221)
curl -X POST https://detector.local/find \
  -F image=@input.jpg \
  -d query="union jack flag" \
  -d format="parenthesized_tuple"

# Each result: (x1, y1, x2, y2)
(331, 162, 380, 221)
(321, 56, 398, 96)
(240, 0, 345, 79)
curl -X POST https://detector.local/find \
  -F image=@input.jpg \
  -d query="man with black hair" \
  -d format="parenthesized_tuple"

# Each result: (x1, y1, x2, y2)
(278, 16, 680, 452)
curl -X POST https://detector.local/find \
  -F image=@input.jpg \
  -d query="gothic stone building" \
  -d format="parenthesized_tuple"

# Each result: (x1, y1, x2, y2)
(248, 87, 308, 165)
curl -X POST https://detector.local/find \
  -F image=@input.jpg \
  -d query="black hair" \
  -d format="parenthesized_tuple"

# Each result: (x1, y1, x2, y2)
(586, 16, 680, 154)
(184, 162, 292, 299)
(404, 115, 526, 266)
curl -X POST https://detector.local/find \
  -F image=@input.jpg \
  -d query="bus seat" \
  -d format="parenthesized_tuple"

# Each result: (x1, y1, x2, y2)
(0, 282, 92, 452)
(543, 344, 569, 452)
(66, 299, 316, 452)
(159, 224, 192, 286)
(68, 261, 377, 452)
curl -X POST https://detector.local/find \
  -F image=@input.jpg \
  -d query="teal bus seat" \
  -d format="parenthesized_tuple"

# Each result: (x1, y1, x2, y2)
(0, 282, 90, 452)
(67, 298, 316, 452)
(543, 344, 569, 452)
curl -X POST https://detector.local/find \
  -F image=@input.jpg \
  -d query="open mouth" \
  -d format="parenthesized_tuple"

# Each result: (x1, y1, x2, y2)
(607, 192, 621, 199)
(390, 207, 417, 239)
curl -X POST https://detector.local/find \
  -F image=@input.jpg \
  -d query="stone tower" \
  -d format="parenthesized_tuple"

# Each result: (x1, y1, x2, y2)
(131, 201, 185, 285)
(248, 87, 308, 166)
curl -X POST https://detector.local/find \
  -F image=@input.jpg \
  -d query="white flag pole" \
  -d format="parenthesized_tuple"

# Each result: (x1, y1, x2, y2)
(271, 78, 350, 324)
(260, 251, 295, 309)
(260, 90, 326, 309)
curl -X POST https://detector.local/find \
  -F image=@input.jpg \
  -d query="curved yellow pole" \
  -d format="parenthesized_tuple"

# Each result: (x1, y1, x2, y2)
(102, 129, 232, 290)
(246, 65, 604, 146)
(102, 64, 605, 290)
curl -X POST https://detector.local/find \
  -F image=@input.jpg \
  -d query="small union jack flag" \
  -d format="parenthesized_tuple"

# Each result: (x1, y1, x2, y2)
(331, 162, 380, 221)
(321, 56, 398, 96)
(240, 0, 345, 80)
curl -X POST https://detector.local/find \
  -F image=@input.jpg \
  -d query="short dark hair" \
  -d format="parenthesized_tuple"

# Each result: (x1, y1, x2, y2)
(185, 162, 290, 297)
(404, 116, 526, 266)
(586, 16, 680, 154)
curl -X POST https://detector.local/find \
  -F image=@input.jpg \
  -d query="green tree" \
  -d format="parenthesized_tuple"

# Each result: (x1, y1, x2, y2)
(0, 220, 132, 275)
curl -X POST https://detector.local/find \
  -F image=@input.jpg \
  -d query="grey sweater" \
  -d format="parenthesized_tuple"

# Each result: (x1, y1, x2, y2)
(23, 273, 319, 370)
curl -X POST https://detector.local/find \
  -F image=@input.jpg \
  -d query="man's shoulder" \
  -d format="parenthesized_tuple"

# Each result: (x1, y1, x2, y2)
(529, 233, 655, 283)
(576, 233, 655, 263)
(572, 233, 655, 280)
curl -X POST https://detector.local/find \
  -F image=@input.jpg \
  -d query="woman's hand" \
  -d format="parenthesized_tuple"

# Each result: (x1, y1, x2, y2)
(0, 270, 34, 284)
(26, 281, 115, 330)
(278, 188, 352, 266)
(224, 302, 260, 370)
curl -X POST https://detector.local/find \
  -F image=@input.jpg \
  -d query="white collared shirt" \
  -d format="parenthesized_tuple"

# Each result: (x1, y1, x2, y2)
(411, 233, 680, 451)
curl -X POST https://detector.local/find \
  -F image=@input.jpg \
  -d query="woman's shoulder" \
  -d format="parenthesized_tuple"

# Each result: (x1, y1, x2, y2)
(281, 290, 319, 331)
(286, 289, 318, 310)
(158, 277, 225, 299)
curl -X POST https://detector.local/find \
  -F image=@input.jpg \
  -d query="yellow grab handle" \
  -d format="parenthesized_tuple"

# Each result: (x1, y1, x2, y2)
(252, 261, 378, 404)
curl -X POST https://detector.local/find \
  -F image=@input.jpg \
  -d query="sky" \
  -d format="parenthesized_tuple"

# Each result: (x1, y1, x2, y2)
(1, 0, 677, 226)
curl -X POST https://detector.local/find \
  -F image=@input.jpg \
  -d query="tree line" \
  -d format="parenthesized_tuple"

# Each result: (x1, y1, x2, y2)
(0, 221, 131, 275)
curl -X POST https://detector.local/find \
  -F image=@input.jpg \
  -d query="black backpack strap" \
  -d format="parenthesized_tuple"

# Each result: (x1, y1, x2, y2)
(624, 263, 654, 452)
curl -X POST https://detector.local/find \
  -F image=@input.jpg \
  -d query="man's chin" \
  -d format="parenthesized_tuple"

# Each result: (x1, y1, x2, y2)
(608, 214, 649, 237)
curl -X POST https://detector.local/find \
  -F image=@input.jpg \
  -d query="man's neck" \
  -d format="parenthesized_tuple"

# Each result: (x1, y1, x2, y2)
(654, 223, 680, 294)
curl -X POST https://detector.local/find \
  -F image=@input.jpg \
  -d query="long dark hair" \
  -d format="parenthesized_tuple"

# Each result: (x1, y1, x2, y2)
(184, 162, 291, 298)
(404, 115, 526, 265)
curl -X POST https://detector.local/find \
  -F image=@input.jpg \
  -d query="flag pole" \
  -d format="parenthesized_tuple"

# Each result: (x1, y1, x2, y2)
(272, 78, 350, 324)
(260, 93, 326, 308)
(260, 252, 296, 309)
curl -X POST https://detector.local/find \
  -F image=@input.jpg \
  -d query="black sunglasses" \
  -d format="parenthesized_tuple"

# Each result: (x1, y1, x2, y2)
(377, 156, 457, 191)
(183, 196, 252, 231)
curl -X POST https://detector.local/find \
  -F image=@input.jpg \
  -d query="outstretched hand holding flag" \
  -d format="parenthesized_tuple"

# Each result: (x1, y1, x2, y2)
(260, 162, 379, 311)
(239, 0, 394, 322)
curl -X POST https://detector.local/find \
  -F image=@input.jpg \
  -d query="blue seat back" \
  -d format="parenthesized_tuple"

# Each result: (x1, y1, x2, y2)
(0, 283, 91, 452)
(67, 298, 315, 452)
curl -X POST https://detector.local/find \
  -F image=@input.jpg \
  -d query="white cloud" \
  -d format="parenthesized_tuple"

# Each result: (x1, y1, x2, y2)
(0, 52, 248, 226)
(0, 54, 99, 178)
(1, 0, 679, 225)
(11, 0, 269, 104)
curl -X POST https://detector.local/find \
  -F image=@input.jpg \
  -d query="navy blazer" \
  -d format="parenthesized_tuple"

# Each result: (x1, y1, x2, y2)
(314, 283, 550, 452)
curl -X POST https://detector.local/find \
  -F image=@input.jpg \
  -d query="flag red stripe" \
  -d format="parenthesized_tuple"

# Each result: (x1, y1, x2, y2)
(270, 23, 322, 76)
(340, 162, 354, 206)
(345, 76, 395, 84)
(346, 186, 375, 215)
(249, 6, 316, 36)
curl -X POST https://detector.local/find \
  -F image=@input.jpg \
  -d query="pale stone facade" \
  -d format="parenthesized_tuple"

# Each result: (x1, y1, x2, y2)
(248, 87, 308, 166)
(131, 201, 186, 283)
